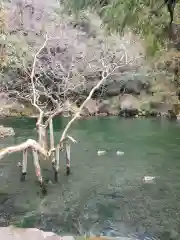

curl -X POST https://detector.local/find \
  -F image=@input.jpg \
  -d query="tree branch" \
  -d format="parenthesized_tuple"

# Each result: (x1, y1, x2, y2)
(0, 139, 47, 160)
(30, 34, 48, 126)
(60, 63, 122, 143)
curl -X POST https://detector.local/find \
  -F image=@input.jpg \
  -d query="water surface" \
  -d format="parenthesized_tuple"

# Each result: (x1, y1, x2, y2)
(0, 117, 180, 239)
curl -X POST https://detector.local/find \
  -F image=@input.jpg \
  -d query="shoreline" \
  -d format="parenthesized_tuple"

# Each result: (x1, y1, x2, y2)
(0, 112, 178, 121)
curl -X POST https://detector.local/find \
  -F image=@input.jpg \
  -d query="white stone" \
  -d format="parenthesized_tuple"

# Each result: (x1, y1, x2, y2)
(116, 151, 124, 156)
(97, 150, 106, 156)
(143, 176, 156, 183)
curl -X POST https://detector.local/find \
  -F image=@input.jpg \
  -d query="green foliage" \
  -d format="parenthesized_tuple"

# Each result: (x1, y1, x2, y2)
(63, 0, 99, 14)
(62, 0, 174, 56)
(0, 2, 32, 72)
(0, 34, 33, 70)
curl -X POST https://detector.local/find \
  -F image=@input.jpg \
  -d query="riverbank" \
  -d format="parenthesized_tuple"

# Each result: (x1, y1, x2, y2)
(0, 93, 179, 120)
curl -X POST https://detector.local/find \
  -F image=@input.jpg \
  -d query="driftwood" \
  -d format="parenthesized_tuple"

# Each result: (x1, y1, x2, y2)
(0, 34, 128, 194)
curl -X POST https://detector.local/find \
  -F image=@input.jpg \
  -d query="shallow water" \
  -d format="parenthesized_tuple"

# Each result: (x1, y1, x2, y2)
(0, 116, 180, 239)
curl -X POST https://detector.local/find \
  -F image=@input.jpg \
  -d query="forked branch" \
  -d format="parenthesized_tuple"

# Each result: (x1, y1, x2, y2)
(59, 64, 122, 143)
(0, 28, 129, 193)
(30, 34, 49, 127)
(0, 139, 47, 160)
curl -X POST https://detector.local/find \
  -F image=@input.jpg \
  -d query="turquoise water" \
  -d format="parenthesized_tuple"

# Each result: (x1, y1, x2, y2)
(0, 117, 180, 239)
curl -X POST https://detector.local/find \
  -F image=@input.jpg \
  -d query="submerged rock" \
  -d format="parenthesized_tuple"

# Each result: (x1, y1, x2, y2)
(0, 125, 15, 138)
(116, 151, 124, 156)
(97, 150, 107, 156)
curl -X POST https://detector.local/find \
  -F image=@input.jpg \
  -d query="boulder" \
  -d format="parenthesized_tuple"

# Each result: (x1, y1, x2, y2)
(97, 97, 121, 116)
(149, 102, 173, 117)
(108, 96, 121, 116)
(120, 79, 150, 95)
(63, 100, 81, 117)
(119, 94, 140, 117)
(89, 78, 151, 98)
(105, 82, 121, 97)
(0, 125, 15, 138)
(168, 103, 180, 119)
(83, 99, 99, 116)
(98, 100, 110, 115)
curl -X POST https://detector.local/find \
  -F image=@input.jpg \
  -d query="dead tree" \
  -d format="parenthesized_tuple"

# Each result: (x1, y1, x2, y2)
(0, 33, 129, 194)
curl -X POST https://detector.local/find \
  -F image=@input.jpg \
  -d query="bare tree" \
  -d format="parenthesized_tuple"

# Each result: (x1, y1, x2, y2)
(0, 29, 130, 194)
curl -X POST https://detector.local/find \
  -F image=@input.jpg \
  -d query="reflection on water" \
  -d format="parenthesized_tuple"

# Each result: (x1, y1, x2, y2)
(0, 117, 180, 239)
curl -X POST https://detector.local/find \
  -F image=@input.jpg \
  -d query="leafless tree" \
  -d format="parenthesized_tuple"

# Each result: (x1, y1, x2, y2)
(0, 29, 130, 194)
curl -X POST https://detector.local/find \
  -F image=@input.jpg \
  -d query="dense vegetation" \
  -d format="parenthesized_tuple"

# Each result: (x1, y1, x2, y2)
(62, 0, 180, 55)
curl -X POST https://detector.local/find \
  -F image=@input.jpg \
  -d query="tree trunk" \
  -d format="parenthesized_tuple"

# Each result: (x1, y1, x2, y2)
(65, 143, 71, 175)
(20, 148, 28, 181)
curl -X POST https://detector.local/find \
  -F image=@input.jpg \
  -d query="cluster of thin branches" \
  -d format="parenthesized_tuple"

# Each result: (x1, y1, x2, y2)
(0, 26, 132, 193)
(1, 2, 142, 114)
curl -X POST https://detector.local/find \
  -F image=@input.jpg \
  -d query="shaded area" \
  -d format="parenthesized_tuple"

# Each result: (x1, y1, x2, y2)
(0, 117, 180, 239)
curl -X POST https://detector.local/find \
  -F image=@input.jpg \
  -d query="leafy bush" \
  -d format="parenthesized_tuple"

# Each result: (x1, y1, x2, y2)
(0, 2, 32, 71)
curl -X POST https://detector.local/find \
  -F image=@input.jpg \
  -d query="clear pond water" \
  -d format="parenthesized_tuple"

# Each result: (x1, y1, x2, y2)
(0, 117, 180, 239)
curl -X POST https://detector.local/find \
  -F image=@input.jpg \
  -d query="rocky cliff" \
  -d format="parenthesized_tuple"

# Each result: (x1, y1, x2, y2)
(0, 0, 179, 118)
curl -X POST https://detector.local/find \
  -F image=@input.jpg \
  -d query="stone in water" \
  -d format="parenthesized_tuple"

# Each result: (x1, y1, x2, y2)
(97, 150, 106, 156)
(17, 162, 22, 167)
(116, 150, 124, 156)
(143, 176, 155, 183)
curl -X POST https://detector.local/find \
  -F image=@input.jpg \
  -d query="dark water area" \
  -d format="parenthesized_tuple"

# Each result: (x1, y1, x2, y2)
(0, 116, 180, 239)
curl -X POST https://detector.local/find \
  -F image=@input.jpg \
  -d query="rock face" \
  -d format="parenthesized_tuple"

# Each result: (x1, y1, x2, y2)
(119, 79, 150, 95)
(0, 125, 15, 138)
(0, 0, 178, 119)
(98, 100, 111, 116)
(83, 99, 99, 116)
(1, 0, 149, 119)
(119, 94, 140, 117)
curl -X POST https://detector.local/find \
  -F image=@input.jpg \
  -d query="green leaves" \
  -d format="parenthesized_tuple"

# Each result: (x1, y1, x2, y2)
(0, 31, 33, 71)
(62, 0, 173, 56)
